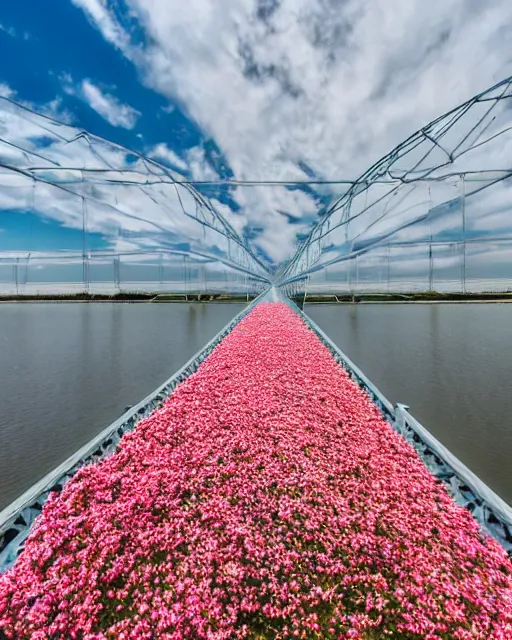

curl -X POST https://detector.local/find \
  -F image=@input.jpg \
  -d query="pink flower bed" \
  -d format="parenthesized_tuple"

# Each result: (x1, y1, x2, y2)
(1, 302, 511, 639)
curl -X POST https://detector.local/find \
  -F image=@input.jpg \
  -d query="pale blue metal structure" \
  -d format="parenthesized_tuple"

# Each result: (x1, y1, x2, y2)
(279, 75, 512, 294)
(2, 75, 512, 294)
(0, 97, 270, 295)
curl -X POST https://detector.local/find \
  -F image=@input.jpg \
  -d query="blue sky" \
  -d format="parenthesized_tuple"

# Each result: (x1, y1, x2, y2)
(1, 0, 512, 281)
(0, 1, 202, 159)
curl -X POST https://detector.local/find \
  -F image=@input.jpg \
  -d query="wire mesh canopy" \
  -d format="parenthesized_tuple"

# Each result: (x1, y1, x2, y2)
(280, 75, 512, 294)
(1, 75, 512, 294)
(0, 98, 270, 294)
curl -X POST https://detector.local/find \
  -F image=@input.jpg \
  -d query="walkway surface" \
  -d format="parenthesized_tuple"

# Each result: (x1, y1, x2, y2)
(1, 303, 511, 639)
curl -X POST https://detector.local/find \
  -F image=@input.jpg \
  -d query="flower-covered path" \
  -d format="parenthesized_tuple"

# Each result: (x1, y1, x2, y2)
(1, 302, 511, 639)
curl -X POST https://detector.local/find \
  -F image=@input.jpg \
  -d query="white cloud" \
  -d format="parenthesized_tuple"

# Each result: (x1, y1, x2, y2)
(148, 142, 187, 172)
(38, 97, 75, 124)
(148, 142, 230, 186)
(80, 79, 140, 129)
(0, 23, 29, 39)
(0, 23, 16, 37)
(0, 83, 14, 99)
(158, 1, 511, 179)
(0, 83, 74, 125)
(71, 0, 134, 55)
(62, 74, 140, 129)
(185, 146, 218, 181)
(69, 0, 512, 264)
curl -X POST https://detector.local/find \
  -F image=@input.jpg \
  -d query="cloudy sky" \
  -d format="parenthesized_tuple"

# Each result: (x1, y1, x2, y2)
(1, 0, 512, 278)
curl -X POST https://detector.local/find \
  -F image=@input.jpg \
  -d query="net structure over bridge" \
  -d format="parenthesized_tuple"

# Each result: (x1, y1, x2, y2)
(1, 75, 512, 295)
(0, 97, 270, 296)
(280, 75, 512, 295)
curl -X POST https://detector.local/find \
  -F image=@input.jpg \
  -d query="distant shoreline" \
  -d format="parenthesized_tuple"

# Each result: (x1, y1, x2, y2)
(0, 292, 257, 303)
(1, 291, 512, 303)
(297, 292, 512, 304)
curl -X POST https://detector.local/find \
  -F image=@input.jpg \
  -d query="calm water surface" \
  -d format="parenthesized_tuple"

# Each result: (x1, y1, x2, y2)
(0, 303, 245, 509)
(306, 303, 512, 503)
(1, 302, 511, 510)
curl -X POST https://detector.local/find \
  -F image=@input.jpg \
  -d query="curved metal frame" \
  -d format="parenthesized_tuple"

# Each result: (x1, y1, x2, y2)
(279, 75, 512, 288)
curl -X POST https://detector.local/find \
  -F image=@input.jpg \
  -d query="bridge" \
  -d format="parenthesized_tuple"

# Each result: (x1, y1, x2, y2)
(1, 77, 512, 638)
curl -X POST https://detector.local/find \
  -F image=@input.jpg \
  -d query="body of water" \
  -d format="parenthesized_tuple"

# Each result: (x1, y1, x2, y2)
(1, 301, 510, 510)
(0, 303, 245, 509)
(306, 303, 512, 503)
